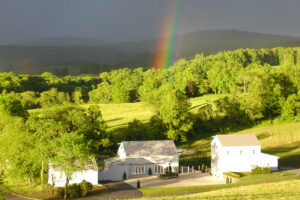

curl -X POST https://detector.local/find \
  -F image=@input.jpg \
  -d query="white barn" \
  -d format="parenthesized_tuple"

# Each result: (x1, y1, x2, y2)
(99, 140, 179, 181)
(211, 134, 279, 179)
(48, 158, 98, 187)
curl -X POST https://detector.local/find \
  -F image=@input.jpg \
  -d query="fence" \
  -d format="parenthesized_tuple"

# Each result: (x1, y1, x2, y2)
(179, 165, 210, 174)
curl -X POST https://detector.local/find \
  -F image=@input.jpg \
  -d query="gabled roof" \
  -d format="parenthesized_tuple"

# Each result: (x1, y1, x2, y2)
(121, 140, 178, 157)
(215, 134, 260, 147)
(52, 157, 98, 171)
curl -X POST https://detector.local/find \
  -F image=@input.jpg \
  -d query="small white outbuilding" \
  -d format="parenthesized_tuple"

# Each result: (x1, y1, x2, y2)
(48, 158, 98, 187)
(211, 134, 279, 179)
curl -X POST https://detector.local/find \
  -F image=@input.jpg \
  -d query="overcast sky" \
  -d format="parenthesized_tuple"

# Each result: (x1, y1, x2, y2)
(1, 0, 300, 45)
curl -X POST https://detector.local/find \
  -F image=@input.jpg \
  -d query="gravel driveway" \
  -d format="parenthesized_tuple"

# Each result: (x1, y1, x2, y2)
(125, 173, 225, 188)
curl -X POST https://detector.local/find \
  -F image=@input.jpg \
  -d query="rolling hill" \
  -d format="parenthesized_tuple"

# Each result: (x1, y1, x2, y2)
(1, 30, 300, 74)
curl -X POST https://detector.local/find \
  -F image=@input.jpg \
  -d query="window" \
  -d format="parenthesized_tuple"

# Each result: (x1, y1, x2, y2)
(252, 150, 255, 154)
(135, 165, 145, 175)
(240, 150, 243, 155)
(227, 150, 230, 155)
(154, 165, 163, 174)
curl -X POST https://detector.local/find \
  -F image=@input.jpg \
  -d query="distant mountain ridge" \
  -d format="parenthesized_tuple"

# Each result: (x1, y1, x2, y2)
(1, 29, 300, 74)
(21, 36, 105, 46)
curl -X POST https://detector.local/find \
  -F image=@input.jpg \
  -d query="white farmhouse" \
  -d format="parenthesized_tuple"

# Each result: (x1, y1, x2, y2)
(48, 158, 98, 187)
(211, 134, 279, 178)
(99, 140, 179, 181)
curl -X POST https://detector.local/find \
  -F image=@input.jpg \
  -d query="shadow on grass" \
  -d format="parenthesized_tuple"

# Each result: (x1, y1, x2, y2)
(264, 142, 300, 168)
(256, 132, 272, 140)
(105, 117, 123, 123)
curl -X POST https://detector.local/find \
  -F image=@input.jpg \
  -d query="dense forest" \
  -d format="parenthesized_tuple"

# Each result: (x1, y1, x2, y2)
(1, 47, 300, 191)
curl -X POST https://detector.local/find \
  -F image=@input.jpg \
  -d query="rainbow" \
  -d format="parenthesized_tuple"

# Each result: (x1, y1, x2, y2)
(153, 1, 182, 70)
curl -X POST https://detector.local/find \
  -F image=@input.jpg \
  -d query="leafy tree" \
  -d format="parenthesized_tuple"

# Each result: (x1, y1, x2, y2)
(124, 119, 145, 141)
(88, 82, 111, 103)
(159, 90, 193, 142)
(26, 114, 66, 186)
(72, 87, 84, 104)
(51, 132, 92, 199)
(0, 95, 27, 118)
(0, 171, 6, 200)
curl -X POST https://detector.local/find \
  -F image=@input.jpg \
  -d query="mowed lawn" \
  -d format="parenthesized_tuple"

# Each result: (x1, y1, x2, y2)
(140, 172, 299, 198)
(140, 179, 300, 200)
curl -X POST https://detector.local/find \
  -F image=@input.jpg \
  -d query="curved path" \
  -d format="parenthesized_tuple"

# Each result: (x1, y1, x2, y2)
(83, 181, 143, 200)
(6, 194, 34, 200)
(6, 181, 143, 200)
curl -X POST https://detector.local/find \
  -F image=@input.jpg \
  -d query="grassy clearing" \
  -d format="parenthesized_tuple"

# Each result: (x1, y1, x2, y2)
(9, 184, 106, 200)
(140, 171, 298, 198)
(82, 94, 223, 130)
(30, 94, 223, 131)
(181, 121, 300, 168)
(140, 179, 300, 200)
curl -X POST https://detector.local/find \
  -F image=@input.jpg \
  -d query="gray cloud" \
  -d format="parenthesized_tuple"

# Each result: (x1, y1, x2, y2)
(1, 0, 300, 45)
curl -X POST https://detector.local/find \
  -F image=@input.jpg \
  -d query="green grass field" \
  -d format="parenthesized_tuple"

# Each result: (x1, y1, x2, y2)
(140, 171, 299, 198)
(139, 179, 300, 200)
(82, 94, 223, 130)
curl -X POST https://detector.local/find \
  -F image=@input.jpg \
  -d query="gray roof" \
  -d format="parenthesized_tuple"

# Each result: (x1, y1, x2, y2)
(53, 158, 98, 171)
(216, 134, 260, 147)
(121, 140, 178, 157)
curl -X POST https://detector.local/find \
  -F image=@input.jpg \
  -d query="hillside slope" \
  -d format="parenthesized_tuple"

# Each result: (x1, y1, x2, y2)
(142, 180, 300, 200)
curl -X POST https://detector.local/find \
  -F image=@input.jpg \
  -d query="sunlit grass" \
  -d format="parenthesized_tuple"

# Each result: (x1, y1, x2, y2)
(9, 184, 106, 200)
(140, 180, 300, 199)
(82, 94, 223, 130)
(140, 171, 299, 198)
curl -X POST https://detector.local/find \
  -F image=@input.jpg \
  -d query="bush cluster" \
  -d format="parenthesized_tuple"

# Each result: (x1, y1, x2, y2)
(251, 167, 271, 174)
(57, 180, 93, 198)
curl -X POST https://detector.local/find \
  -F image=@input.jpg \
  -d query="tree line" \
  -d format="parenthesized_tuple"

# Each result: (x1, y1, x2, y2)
(0, 47, 300, 194)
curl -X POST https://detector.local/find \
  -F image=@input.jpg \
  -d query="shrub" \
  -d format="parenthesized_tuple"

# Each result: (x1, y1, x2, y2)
(57, 187, 65, 198)
(123, 172, 127, 180)
(173, 167, 177, 173)
(68, 183, 82, 199)
(226, 176, 230, 184)
(201, 163, 205, 172)
(148, 168, 152, 175)
(137, 180, 141, 188)
(80, 180, 93, 197)
(251, 167, 271, 174)
(165, 167, 169, 173)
